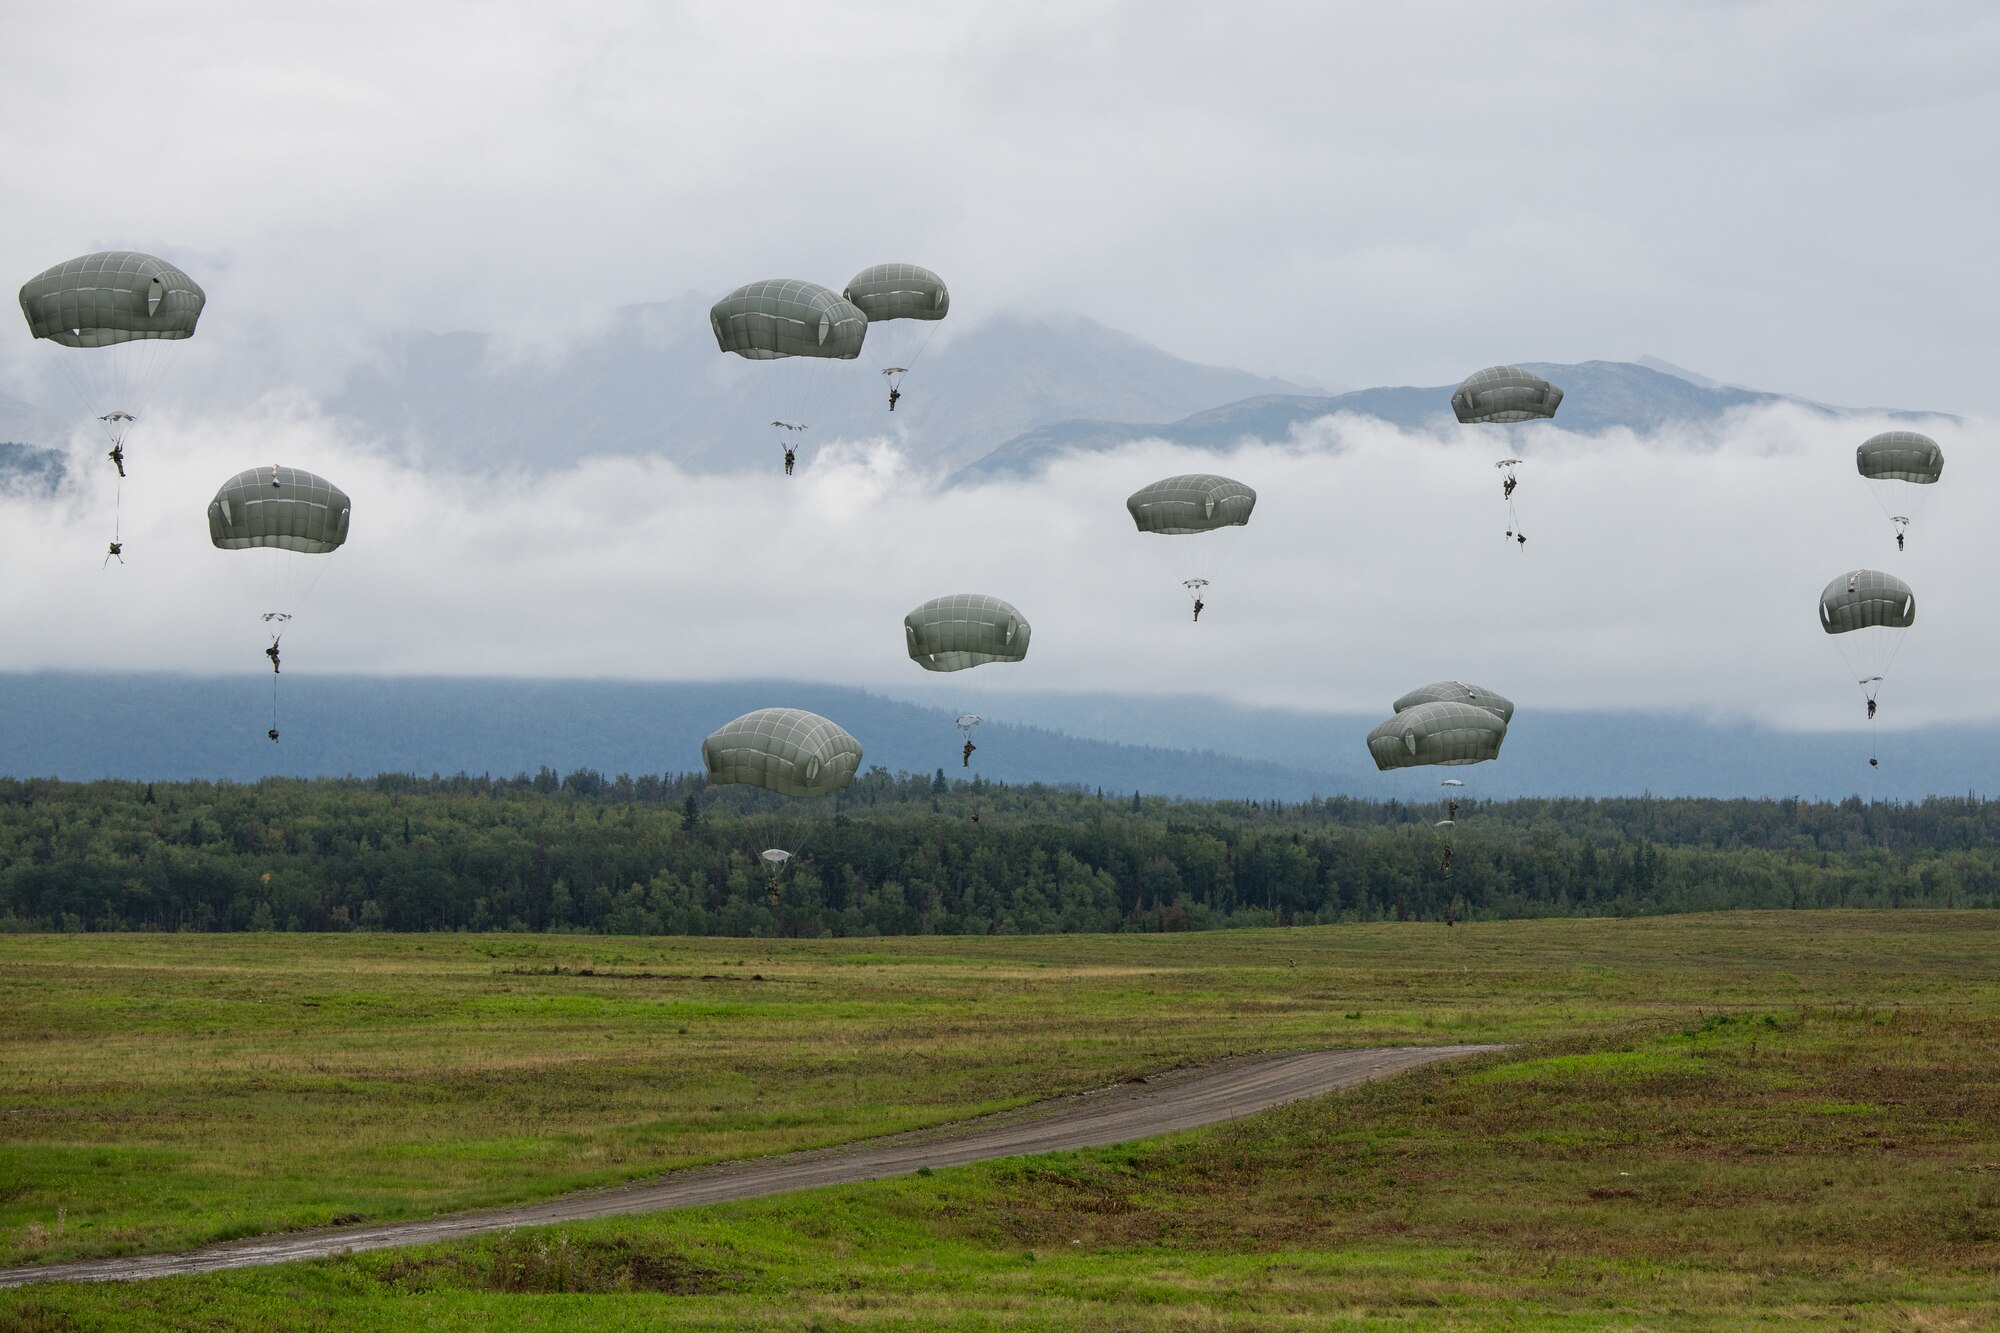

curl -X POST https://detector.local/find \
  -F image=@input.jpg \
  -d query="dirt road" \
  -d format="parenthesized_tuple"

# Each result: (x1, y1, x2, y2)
(0, 1043, 1500, 1288)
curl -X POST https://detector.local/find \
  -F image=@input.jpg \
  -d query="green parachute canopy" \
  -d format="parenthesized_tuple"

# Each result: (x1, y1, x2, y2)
(702, 708, 863, 798)
(1819, 569, 1915, 635)
(710, 280, 867, 360)
(1367, 701, 1508, 771)
(1855, 431, 1943, 485)
(1451, 366, 1562, 424)
(904, 594, 1030, 672)
(843, 264, 949, 323)
(1393, 681, 1514, 723)
(20, 251, 206, 347)
(1126, 474, 1257, 535)
(207, 466, 352, 553)
(21, 251, 208, 453)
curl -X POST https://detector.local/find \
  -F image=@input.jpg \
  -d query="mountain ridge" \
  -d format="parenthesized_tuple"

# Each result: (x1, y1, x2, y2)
(0, 672, 1986, 804)
(952, 360, 1954, 482)
(328, 301, 1311, 478)
(3, 311, 1953, 493)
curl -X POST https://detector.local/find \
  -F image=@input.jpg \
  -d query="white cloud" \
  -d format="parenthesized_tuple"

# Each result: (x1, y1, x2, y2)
(0, 399, 1977, 736)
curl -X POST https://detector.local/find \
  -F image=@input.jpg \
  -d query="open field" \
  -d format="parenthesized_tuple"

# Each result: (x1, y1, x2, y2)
(1, 1046, 1499, 1286)
(3, 913, 1999, 1327)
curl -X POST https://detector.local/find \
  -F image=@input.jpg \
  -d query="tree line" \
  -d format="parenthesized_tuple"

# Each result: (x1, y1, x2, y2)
(0, 766, 1993, 937)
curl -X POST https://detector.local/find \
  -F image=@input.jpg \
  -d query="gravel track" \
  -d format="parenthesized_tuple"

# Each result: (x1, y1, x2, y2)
(0, 1043, 1501, 1288)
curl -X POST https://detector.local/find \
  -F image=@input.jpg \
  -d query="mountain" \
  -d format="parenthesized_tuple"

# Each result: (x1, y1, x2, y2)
(0, 391, 69, 493)
(0, 673, 1323, 801)
(952, 360, 1951, 482)
(329, 301, 1307, 478)
(876, 313, 1306, 473)
(0, 442, 66, 495)
(881, 688, 1991, 803)
(8, 305, 1950, 490)
(5, 307, 1953, 493)
(0, 673, 1987, 804)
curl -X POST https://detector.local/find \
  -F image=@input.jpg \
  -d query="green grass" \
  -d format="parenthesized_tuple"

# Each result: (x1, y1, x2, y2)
(4, 912, 2000, 1327)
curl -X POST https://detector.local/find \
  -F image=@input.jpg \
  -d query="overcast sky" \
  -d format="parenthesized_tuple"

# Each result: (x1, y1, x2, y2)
(0, 3, 1991, 733)
(3, 2, 1995, 406)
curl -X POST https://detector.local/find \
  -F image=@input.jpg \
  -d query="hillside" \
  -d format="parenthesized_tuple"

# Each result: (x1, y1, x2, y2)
(954, 359, 1950, 481)
(4, 312, 1949, 492)
(0, 673, 1323, 800)
(0, 673, 1990, 802)
(329, 302, 1307, 477)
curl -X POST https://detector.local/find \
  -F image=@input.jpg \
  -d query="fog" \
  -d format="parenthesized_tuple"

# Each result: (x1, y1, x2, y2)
(0, 398, 1974, 736)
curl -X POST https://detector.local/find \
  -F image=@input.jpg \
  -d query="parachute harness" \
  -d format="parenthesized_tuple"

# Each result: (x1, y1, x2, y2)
(1435, 779, 1466, 877)
(1496, 459, 1523, 544)
(759, 825, 821, 903)
(99, 412, 133, 556)
(50, 339, 178, 553)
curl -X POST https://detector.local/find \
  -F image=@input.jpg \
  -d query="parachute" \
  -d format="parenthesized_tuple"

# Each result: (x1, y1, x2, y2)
(1371, 698, 1508, 877)
(1393, 681, 1515, 723)
(208, 465, 351, 741)
(704, 708, 863, 876)
(904, 594, 1029, 765)
(1127, 474, 1256, 613)
(1127, 474, 1256, 534)
(701, 707, 863, 799)
(710, 280, 866, 360)
(1856, 430, 1943, 549)
(904, 594, 1030, 672)
(843, 264, 950, 323)
(1819, 570, 1914, 745)
(1856, 431, 1944, 484)
(710, 279, 867, 466)
(844, 264, 949, 407)
(1819, 568, 1916, 636)
(208, 466, 352, 557)
(1367, 701, 1508, 771)
(1455, 368, 1559, 544)
(20, 250, 206, 408)
(1451, 366, 1563, 424)
(21, 250, 208, 549)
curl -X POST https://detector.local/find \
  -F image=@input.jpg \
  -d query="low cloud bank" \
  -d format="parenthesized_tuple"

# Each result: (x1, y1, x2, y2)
(0, 399, 1977, 734)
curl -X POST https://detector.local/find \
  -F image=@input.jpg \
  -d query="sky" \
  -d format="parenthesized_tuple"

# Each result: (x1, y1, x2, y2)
(0, 2, 1991, 731)
(2, 2, 1995, 405)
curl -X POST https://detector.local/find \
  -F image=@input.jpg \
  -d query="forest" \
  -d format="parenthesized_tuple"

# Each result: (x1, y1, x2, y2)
(0, 766, 1994, 937)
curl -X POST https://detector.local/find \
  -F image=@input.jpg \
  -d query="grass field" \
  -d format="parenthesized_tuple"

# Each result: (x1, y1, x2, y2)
(3, 912, 1998, 1328)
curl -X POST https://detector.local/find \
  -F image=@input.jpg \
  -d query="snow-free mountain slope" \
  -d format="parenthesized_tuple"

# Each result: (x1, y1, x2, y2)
(329, 303, 1309, 476)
